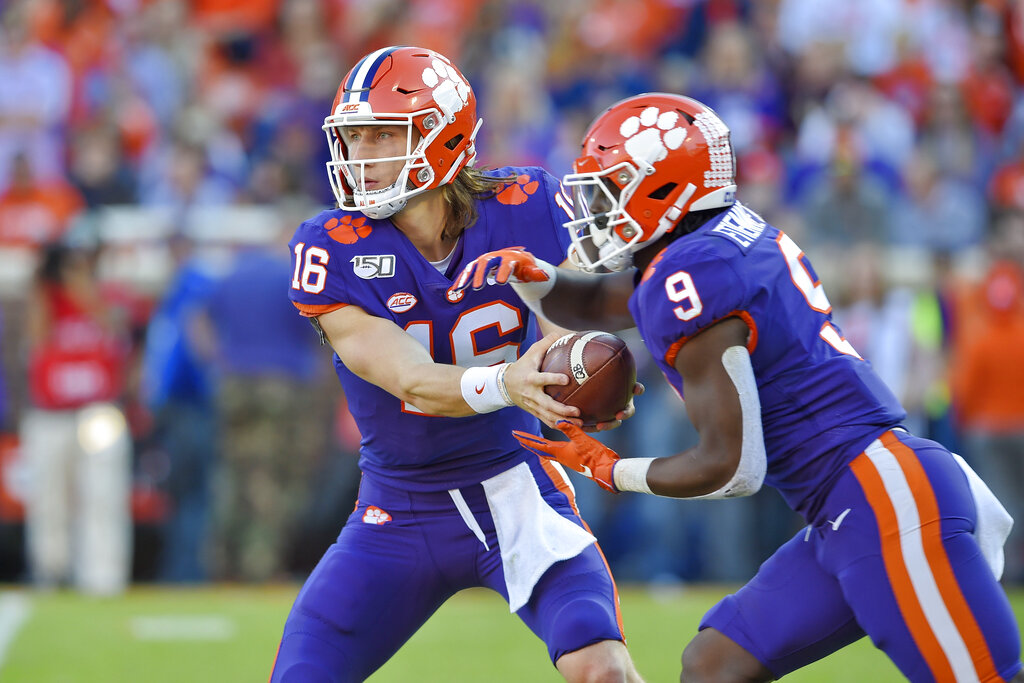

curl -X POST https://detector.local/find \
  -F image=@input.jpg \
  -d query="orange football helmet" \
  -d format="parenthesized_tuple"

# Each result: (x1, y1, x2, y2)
(323, 46, 482, 219)
(563, 93, 737, 271)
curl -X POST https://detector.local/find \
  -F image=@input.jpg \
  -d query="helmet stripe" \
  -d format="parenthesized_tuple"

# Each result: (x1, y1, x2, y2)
(345, 46, 401, 103)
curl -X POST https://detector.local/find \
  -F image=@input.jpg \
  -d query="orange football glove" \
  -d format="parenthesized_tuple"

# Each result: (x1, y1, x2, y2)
(449, 247, 552, 296)
(513, 422, 621, 493)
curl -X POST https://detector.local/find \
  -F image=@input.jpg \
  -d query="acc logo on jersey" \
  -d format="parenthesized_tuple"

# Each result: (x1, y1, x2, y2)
(387, 292, 417, 313)
(351, 254, 395, 279)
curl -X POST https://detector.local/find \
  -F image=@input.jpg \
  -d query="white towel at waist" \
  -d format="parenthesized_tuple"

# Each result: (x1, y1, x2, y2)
(479, 461, 596, 612)
(952, 453, 1013, 580)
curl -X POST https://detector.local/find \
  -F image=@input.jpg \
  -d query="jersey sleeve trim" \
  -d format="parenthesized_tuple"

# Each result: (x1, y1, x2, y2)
(292, 301, 349, 318)
(664, 310, 758, 367)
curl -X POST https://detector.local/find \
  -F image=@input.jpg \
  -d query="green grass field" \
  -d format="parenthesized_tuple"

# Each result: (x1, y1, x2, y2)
(1, 584, 1021, 682)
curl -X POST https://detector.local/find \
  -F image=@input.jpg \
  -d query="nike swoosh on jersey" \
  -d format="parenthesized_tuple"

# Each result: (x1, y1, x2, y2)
(579, 465, 592, 478)
(475, 383, 486, 394)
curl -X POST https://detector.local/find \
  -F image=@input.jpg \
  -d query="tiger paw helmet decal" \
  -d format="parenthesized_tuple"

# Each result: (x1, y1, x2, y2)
(620, 107, 689, 167)
(420, 57, 471, 121)
(619, 106, 732, 189)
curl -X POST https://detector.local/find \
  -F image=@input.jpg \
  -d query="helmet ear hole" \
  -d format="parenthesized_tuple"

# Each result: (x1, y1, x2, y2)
(648, 182, 677, 200)
(444, 134, 464, 151)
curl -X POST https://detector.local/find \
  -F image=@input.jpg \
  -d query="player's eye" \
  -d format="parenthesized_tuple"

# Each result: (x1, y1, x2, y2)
(601, 178, 621, 201)
(589, 183, 615, 215)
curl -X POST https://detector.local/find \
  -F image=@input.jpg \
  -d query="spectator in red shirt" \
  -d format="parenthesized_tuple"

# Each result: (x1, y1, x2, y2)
(21, 242, 132, 595)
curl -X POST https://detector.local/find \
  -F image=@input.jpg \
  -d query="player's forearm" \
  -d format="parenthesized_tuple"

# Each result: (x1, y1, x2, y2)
(535, 269, 635, 332)
(617, 346, 765, 499)
(643, 446, 742, 497)
(395, 362, 482, 416)
(344, 353, 478, 417)
(613, 439, 750, 498)
(321, 306, 507, 417)
(400, 359, 532, 417)
(351, 357, 517, 418)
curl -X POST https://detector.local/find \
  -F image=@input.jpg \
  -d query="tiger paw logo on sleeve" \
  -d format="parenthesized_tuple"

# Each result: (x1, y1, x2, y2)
(496, 174, 540, 205)
(325, 215, 373, 244)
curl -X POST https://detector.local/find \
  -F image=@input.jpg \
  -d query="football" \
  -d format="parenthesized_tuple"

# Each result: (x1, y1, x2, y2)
(541, 331, 636, 426)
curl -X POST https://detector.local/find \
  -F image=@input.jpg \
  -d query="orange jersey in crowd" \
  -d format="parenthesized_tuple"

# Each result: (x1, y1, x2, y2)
(952, 261, 1024, 432)
(0, 182, 83, 246)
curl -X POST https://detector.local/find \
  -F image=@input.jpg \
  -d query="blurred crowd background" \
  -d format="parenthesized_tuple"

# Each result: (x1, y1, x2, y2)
(1, 0, 1024, 594)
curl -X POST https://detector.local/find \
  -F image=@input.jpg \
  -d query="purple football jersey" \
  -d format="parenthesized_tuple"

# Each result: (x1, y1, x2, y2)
(288, 167, 574, 491)
(628, 202, 906, 518)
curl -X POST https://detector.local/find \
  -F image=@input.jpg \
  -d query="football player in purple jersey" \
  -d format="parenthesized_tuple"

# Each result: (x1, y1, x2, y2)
(453, 93, 1024, 683)
(269, 46, 643, 682)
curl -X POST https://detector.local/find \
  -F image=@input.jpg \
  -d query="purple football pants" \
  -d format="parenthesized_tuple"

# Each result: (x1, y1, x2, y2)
(702, 430, 1022, 682)
(269, 457, 625, 682)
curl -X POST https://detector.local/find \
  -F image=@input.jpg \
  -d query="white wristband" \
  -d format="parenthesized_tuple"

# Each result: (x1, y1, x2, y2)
(613, 457, 655, 494)
(461, 364, 514, 413)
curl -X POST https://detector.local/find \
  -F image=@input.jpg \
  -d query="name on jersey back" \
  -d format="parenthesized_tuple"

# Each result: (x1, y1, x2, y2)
(710, 204, 766, 248)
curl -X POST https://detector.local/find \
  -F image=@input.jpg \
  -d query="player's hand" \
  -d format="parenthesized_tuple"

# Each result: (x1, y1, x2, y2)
(584, 382, 646, 433)
(502, 332, 581, 428)
(449, 247, 551, 296)
(513, 422, 621, 492)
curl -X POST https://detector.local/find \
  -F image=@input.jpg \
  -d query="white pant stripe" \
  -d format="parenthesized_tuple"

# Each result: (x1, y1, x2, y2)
(865, 440, 979, 683)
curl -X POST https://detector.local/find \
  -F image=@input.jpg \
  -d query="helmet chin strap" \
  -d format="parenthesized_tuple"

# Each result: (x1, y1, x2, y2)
(353, 183, 407, 219)
(598, 239, 634, 272)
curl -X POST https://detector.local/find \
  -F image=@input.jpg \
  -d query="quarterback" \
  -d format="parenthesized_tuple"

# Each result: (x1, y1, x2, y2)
(455, 93, 1024, 682)
(268, 46, 642, 682)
